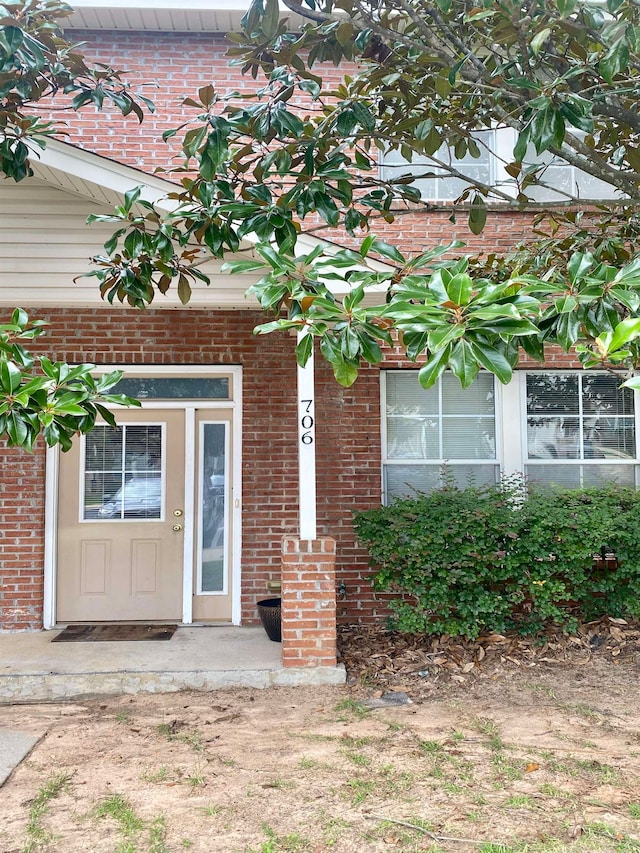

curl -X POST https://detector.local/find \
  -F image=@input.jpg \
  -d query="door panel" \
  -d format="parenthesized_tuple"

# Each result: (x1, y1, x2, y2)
(56, 409, 185, 622)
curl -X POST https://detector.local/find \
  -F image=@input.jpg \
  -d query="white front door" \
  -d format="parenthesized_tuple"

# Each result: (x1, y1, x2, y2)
(55, 406, 236, 623)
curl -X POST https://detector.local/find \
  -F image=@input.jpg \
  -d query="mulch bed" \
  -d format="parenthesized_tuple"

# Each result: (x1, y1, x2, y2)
(337, 617, 640, 697)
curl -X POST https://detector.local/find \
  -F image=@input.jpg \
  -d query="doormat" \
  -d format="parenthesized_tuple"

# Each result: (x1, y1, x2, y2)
(52, 624, 178, 643)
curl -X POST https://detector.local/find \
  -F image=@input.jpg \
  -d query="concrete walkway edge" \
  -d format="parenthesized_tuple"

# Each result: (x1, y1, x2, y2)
(0, 729, 40, 787)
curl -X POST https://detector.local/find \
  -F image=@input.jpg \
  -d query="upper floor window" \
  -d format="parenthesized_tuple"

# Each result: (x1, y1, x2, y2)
(525, 372, 638, 488)
(380, 128, 618, 203)
(380, 130, 498, 202)
(383, 371, 499, 501)
(523, 147, 615, 202)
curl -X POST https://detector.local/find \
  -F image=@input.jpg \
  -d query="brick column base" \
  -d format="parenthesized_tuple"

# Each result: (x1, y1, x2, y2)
(281, 536, 337, 668)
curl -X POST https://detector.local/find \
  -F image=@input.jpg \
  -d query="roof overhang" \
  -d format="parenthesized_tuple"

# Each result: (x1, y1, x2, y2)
(66, 0, 306, 33)
(3, 140, 392, 310)
(32, 138, 180, 211)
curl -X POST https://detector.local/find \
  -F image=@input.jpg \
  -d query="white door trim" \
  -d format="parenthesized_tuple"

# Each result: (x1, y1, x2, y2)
(43, 445, 59, 630)
(43, 365, 243, 628)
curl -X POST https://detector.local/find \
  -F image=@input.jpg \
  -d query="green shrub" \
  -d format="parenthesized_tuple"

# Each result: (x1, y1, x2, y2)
(354, 478, 640, 639)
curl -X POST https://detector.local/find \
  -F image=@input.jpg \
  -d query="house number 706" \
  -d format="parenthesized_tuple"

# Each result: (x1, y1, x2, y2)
(300, 399, 314, 445)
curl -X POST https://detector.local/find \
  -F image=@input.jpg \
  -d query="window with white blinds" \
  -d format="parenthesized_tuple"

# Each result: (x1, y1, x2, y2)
(379, 129, 618, 204)
(383, 372, 499, 501)
(525, 372, 638, 488)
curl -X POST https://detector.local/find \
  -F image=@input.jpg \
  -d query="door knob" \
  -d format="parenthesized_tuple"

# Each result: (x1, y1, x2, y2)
(172, 524, 183, 532)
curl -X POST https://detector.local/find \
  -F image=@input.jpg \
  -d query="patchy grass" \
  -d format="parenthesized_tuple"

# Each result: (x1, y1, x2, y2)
(94, 794, 145, 836)
(3, 670, 640, 853)
(333, 698, 370, 721)
(22, 772, 71, 853)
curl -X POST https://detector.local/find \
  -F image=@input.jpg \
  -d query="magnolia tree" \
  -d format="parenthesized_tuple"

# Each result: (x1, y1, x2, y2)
(5, 0, 640, 450)
(86, 0, 640, 388)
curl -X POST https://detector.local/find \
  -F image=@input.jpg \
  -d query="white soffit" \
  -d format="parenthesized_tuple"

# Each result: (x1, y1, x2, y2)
(66, 0, 306, 33)
(30, 139, 394, 271)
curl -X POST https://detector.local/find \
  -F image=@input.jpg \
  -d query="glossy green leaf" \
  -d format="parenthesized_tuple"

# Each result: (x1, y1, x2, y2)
(369, 240, 405, 264)
(296, 331, 313, 366)
(608, 318, 640, 353)
(446, 273, 474, 306)
(530, 28, 551, 56)
(599, 40, 630, 84)
(567, 252, 594, 284)
(469, 343, 513, 384)
(449, 340, 480, 388)
(417, 346, 450, 388)
(0, 26, 24, 56)
(332, 358, 359, 387)
(468, 195, 487, 236)
(530, 106, 565, 154)
(0, 361, 21, 394)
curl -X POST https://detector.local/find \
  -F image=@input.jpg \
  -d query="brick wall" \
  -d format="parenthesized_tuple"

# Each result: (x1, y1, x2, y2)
(281, 536, 337, 667)
(0, 301, 603, 632)
(45, 29, 537, 258)
(0, 446, 46, 630)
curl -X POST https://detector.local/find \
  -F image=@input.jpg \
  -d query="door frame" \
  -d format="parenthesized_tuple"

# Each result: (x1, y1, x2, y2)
(43, 365, 243, 628)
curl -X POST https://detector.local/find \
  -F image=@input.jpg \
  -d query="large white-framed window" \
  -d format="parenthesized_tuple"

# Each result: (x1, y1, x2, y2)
(379, 128, 618, 203)
(524, 371, 639, 487)
(382, 369, 640, 501)
(522, 139, 616, 202)
(382, 370, 500, 501)
(380, 129, 502, 202)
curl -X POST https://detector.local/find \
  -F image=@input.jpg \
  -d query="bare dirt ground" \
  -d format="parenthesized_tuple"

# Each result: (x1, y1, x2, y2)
(1, 625, 640, 853)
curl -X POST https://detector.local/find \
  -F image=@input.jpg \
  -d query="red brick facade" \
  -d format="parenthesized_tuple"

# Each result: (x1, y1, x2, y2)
(59, 29, 537, 256)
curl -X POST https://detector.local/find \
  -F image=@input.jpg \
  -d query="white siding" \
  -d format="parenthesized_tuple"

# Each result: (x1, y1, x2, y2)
(0, 179, 260, 309)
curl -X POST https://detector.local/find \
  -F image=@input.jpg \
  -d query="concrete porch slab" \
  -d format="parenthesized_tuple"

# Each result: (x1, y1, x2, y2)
(0, 626, 345, 703)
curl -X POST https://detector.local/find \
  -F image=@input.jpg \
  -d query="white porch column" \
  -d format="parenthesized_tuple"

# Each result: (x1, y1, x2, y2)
(297, 331, 317, 539)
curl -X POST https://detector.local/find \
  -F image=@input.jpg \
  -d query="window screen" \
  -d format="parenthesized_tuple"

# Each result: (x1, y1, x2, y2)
(384, 372, 499, 501)
(525, 373, 637, 487)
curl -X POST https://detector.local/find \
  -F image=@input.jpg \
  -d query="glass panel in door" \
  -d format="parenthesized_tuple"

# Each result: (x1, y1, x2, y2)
(199, 422, 227, 593)
(193, 411, 233, 621)
(83, 424, 163, 520)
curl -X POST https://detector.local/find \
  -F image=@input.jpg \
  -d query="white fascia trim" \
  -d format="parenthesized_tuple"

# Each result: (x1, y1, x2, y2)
(37, 141, 377, 259)
(39, 139, 179, 209)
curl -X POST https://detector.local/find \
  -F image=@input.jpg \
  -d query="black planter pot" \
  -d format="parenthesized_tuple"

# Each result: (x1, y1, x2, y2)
(256, 597, 282, 643)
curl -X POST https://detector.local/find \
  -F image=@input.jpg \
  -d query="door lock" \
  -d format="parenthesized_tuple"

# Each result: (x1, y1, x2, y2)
(173, 509, 183, 517)
(172, 524, 183, 532)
